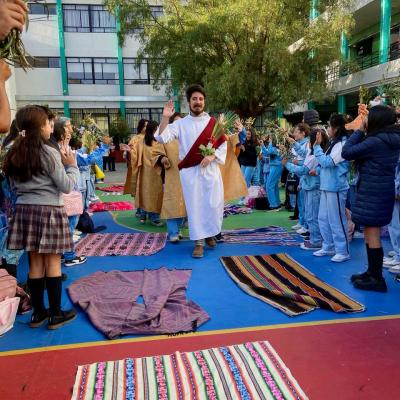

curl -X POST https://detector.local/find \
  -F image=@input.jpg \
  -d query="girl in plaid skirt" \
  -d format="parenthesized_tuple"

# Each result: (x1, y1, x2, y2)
(3, 105, 80, 329)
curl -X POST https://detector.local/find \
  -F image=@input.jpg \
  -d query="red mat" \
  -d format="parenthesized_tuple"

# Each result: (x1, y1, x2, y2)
(1, 317, 399, 400)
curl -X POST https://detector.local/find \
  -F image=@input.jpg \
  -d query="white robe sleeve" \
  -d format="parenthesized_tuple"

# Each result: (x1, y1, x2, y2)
(214, 141, 227, 165)
(154, 123, 179, 144)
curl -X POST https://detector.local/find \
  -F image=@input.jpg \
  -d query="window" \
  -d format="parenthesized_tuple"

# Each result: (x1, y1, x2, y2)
(128, 6, 163, 34)
(16, 56, 60, 68)
(28, 3, 57, 15)
(126, 108, 163, 130)
(67, 57, 118, 84)
(63, 5, 116, 33)
(123, 59, 149, 84)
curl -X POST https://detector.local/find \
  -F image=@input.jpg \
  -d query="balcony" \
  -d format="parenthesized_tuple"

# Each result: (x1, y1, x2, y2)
(327, 42, 400, 83)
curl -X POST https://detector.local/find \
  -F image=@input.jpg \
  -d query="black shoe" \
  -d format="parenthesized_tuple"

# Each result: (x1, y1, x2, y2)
(30, 309, 50, 328)
(48, 309, 77, 330)
(64, 256, 87, 267)
(289, 216, 298, 220)
(353, 276, 387, 292)
(300, 232, 310, 237)
(350, 271, 370, 283)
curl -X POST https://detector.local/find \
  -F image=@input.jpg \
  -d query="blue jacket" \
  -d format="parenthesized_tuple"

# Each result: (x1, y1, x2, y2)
(292, 138, 309, 161)
(314, 138, 349, 192)
(342, 128, 400, 227)
(261, 143, 282, 167)
(285, 158, 320, 191)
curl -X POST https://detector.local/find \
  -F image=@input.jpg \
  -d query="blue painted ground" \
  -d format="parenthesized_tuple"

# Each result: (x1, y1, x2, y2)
(2, 210, 400, 352)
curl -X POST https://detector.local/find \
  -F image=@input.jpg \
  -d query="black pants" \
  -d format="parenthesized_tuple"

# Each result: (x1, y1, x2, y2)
(102, 156, 109, 171)
(107, 156, 116, 171)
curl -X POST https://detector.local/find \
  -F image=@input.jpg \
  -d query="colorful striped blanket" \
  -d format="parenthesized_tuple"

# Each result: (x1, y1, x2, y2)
(71, 340, 308, 399)
(221, 253, 365, 316)
(75, 233, 167, 256)
(89, 201, 134, 212)
(223, 204, 252, 218)
(221, 226, 300, 246)
(96, 185, 125, 192)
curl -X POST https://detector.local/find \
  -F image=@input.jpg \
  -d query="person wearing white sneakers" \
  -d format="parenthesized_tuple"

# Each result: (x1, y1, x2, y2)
(342, 105, 400, 292)
(313, 114, 350, 263)
(283, 128, 329, 250)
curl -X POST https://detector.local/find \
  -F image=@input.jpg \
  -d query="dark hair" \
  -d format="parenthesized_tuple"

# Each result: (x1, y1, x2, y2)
(295, 123, 310, 137)
(186, 84, 206, 102)
(35, 105, 56, 120)
(169, 112, 183, 124)
(137, 118, 148, 135)
(53, 119, 67, 143)
(310, 128, 329, 155)
(367, 105, 397, 136)
(326, 113, 348, 155)
(245, 127, 258, 146)
(144, 120, 159, 146)
(3, 105, 54, 182)
(2, 119, 19, 148)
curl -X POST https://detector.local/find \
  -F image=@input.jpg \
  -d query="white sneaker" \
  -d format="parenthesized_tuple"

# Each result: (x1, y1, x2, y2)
(74, 229, 82, 236)
(296, 227, 308, 234)
(383, 256, 394, 263)
(352, 231, 364, 239)
(388, 250, 397, 257)
(73, 234, 81, 243)
(292, 223, 301, 230)
(383, 258, 400, 267)
(313, 249, 335, 257)
(389, 264, 400, 273)
(330, 254, 350, 263)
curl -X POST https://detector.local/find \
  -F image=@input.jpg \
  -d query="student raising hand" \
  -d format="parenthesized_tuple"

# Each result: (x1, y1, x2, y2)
(60, 144, 77, 167)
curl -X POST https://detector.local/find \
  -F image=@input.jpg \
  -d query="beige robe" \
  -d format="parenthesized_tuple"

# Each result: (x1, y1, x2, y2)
(131, 137, 164, 213)
(219, 133, 248, 201)
(124, 134, 144, 195)
(152, 140, 187, 220)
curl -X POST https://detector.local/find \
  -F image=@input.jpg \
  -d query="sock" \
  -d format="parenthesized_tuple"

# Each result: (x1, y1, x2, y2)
(27, 277, 46, 313)
(46, 276, 62, 316)
(368, 247, 384, 279)
(365, 244, 372, 273)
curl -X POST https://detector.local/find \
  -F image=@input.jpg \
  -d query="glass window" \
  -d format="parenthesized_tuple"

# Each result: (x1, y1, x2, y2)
(67, 58, 118, 84)
(123, 59, 149, 84)
(29, 3, 57, 15)
(91, 5, 116, 33)
(17, 56, 61, 68)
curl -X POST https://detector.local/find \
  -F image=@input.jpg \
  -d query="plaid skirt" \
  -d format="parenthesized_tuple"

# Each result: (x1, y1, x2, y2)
(7, 204, 73, 254)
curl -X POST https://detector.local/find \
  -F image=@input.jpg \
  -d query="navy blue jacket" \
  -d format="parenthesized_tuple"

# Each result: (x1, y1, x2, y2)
(342, 127, 400, 227)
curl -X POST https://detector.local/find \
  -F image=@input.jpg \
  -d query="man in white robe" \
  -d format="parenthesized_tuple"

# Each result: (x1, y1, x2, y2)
(155, 84, 227, 258)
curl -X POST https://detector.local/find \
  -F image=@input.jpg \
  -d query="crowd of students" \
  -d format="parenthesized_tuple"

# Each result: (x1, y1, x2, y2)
(237, 106, 400, 292)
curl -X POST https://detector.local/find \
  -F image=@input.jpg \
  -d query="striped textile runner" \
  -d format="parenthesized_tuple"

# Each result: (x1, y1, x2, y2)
(221, 253, 365, 316)
(71, 340, 308, 400)
(75, 233, 167, 256)
(221, 227, 300, 246)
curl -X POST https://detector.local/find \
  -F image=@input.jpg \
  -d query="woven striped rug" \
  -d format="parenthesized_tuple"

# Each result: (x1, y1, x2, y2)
(71, 340, 308, 400)
(221, 253, 365, 316)
(221, 226, 300, 246)
(75, 233, 167, 256)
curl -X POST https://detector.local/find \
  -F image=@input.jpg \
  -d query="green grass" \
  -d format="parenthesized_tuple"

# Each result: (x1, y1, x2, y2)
(95, 186, 294, 234)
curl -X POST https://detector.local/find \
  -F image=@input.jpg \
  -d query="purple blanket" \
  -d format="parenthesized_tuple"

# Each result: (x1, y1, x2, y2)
(68, 268, 209, 339)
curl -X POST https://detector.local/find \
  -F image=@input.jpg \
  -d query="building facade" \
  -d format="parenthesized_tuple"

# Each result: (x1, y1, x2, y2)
(12, 1, 182, 132)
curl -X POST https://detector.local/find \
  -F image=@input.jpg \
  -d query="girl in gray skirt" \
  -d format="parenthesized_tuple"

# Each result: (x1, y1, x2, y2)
(3, 105, 79, 329)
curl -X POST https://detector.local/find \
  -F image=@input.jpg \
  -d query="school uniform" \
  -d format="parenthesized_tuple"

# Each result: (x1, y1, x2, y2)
(261, 143, 282, 208)
(285, 149, 321, 246)
(314, 138, 350, 257)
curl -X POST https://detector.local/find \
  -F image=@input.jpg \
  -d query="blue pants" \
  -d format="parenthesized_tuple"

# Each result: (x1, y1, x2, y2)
(298, 188, 306, 228)
(64, 215, 78, 261)
(166, 217, 185, 238)
(389, 201, 400, 261)
(252, 159, 262, 185)
(241, 165, 255, 188)
(263, 172, 270, 195)
(304, 189, 321, 245)
(266, 165, 282, 208)
(318, 190, 349, 256)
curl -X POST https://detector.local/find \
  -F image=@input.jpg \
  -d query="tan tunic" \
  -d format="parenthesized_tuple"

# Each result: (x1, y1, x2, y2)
(152, 140, 187, 220)
(131, 138, 164, 213)
(124, 134, 144, 195)
(219, 133, 248, 201)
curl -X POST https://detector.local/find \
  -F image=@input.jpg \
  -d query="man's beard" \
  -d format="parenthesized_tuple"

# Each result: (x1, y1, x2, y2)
(190, 105, 204, 116)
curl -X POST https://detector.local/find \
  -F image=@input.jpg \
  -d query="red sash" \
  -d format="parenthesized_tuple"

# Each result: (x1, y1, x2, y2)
(178, 117, 227, 170)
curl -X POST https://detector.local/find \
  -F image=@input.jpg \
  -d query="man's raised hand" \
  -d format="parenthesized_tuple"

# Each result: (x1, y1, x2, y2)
(162, 100, 175, 119)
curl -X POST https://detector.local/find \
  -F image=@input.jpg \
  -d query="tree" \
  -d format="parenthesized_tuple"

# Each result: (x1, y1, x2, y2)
(105, 0, 354, 118)
(109, 115, 132, 144)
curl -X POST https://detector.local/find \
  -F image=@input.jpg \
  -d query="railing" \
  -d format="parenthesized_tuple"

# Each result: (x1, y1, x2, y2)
(326, 42, 400, 83)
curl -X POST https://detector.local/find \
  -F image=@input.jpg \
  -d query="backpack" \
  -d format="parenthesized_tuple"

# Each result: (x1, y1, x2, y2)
(76, 211, 95, 233)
